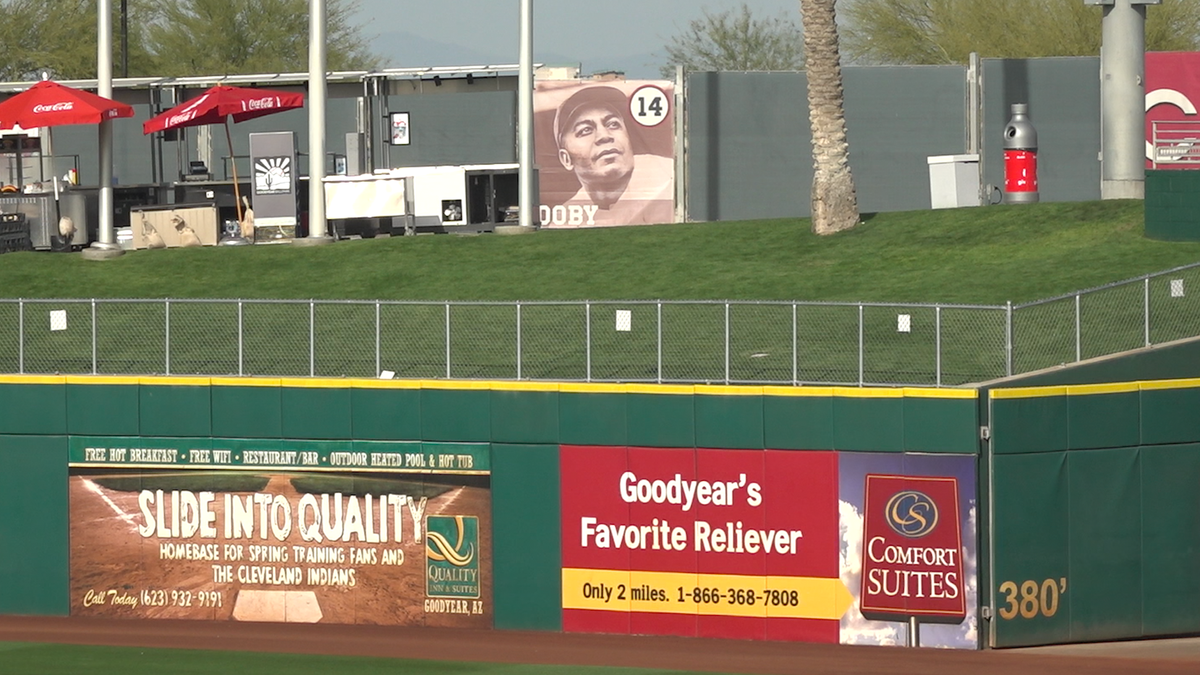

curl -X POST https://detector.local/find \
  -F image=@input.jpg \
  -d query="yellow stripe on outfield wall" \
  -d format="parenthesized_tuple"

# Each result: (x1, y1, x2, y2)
(0, 375, 65, 385)
(990, 386, 1069, 400)
(350, 378, 422, 390)
(561, 568, 853, 621)
(902, 387, 978, 399)
(833, 386, 904, 399)
(138, 376, 210, 387)
(1065, 382, 1140, 396)
(211, 377, 281, 388)
(420, 379, 491, 391)
(1140, 378, 1200, 392)
(626, 384, 695, 395)
(278, 378, 354, 389)
(990, 380, 1189, 399)
(694, 385, 763, 396)
(64, 375, 140, 386)
(761, 386, 835, 397)
(560, 383, 628, 394)
(488, 381, 561, 393)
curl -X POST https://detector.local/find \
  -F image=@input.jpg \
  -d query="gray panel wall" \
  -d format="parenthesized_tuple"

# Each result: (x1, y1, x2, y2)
(981, 57, 1101, 204)
(49, 89, 158, 186)
(845, 66, 969, 214)
(383, 90, 517, 168)
(16, 60, 1103, 224)
(686, 72, 808, 222)
(686, 66, 968, 222)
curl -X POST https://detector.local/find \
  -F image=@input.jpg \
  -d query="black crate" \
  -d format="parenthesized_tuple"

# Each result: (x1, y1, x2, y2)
(0, 229, 32, 253)
(0, 212, 27, 236)
(0, 213, 31, 253)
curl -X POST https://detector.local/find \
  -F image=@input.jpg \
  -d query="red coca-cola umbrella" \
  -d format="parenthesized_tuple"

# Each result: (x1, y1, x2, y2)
(0, 80, 133, 227)
(143, 85, 305, 221)
(0, 79, 134, 130)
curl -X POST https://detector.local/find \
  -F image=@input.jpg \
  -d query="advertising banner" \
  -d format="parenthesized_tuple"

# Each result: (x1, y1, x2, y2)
(535, 80, 675, 228)
(1146, 52, 1200, 168)
(69, 437, 491, 627)
(560, 446, 977, 649)
(561, 445, 846, 643)
(839, 453, 977, 649)
(858, 475, 966, 623)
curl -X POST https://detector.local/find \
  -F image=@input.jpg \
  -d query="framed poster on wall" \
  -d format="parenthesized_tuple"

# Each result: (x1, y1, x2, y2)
(390, 112, 411, 146)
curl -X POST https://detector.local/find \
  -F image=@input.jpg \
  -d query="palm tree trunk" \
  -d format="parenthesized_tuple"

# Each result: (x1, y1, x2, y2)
(800, 0, 859, 234)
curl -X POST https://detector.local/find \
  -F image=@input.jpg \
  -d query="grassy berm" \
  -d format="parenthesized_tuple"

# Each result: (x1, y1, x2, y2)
(0, 200, 1195, 304)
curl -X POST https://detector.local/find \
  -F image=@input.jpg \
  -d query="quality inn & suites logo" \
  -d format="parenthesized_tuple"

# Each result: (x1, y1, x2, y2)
(425, 515, 480, 599)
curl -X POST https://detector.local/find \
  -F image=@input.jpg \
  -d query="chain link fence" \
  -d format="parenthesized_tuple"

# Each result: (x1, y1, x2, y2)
(2, 262, 1198, 386)
(1011, 261, 1200, 377)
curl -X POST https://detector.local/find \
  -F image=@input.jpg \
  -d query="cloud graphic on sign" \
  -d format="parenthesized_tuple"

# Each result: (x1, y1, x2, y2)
(838, 500, 979, 649)
(839, 500, 902, 646)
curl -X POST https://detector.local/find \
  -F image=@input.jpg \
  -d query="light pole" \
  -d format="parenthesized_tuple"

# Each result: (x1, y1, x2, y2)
(120, 0, 128, 78)
(84, 0, 123, 259)
(298, 0, 333, 245)
(1085, 0, 1160, 199)
(518, 0, 535, 229)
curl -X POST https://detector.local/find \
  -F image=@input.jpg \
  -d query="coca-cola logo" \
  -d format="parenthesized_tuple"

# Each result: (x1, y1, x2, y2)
(33, 102, 74, 113)
(245, 97, 279, 111)
(167, 111, 197, 126)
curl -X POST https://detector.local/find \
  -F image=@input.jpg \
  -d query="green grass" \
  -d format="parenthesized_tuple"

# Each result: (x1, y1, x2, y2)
(2, 201, 1197, 385)
(0, 200, 1195, 304)
(0, 642, 721, 675)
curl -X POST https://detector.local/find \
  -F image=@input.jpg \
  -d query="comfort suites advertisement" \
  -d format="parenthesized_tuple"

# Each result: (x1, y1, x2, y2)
(560, 446, 977, 648)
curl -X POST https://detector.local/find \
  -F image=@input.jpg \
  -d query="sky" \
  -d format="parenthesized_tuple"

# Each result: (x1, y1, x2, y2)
(355, 0, 800, 79)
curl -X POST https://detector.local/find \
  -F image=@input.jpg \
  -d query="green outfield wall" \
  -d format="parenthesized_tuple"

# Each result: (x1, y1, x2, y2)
(0, 375, 977, 636)
(5, 373, 1197, 650)
(987, 379, 1200, 647)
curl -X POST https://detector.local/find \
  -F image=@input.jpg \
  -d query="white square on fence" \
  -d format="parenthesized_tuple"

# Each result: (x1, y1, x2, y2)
(379, 370, 396, 380)
(615, 310, 632, 332)
(1171, 279, 1185, 298)
(50, 310, 67, 332)
(897, 314, 912, 333)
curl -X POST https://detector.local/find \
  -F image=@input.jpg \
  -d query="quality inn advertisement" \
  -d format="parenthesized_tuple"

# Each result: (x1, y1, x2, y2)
(68, 437, 491, 627)
(560, 446, 977, 648)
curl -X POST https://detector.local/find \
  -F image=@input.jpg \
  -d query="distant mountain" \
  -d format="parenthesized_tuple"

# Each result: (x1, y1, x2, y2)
(369, 31, 665, 80)
(370, 31, 509, 69)
(577, 52, 666, 80)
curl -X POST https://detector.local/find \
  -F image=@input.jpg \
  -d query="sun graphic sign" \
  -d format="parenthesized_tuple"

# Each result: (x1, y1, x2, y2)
(254, 156, 293, 196)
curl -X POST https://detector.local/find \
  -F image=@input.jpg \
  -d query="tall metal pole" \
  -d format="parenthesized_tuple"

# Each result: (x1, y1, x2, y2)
(84, 0, 123, 259)
(298, 0, 334, 245)
(120, 0, 128, 78)
(1095, 0, 1154, 200)
(518, 0, 535, 229)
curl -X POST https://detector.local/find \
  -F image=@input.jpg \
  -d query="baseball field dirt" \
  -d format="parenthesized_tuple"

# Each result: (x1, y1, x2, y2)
(2, 615, 1199, 675)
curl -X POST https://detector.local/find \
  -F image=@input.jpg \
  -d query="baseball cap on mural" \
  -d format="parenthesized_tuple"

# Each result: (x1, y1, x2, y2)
(553, 86, 629, 149)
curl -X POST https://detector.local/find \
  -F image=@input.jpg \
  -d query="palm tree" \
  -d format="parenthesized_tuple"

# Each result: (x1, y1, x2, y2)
(800, 0, 859, 234)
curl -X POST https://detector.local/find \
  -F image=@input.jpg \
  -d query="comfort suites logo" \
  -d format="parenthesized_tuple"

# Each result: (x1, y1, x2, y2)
(425, 515, 480, 599)
(884, 490, 939, 538)
(859, 475, 966, 623)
